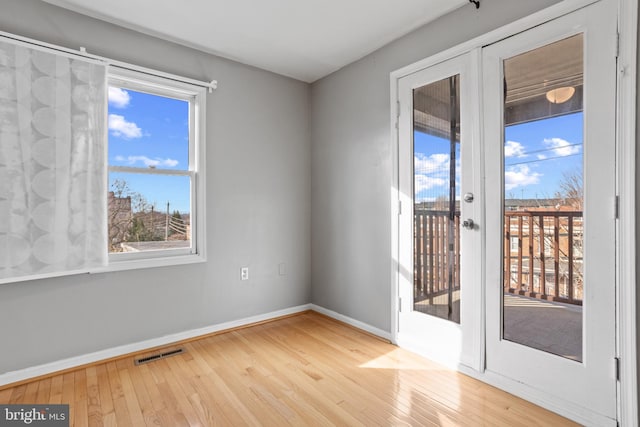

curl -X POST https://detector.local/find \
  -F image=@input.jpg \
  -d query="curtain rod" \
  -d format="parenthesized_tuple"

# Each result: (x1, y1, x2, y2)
(0, 30, 218, 92)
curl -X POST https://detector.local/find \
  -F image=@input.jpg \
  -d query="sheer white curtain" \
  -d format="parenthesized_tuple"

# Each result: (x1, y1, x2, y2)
(0, 39, 107, 282)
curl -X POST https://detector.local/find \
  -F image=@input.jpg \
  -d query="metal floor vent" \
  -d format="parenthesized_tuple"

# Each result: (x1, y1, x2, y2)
(135, 348, 185, 365)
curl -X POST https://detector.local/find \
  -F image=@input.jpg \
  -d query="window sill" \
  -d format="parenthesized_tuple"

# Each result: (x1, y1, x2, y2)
(0, 252, 206, 285)
(93, 251, 206, 274)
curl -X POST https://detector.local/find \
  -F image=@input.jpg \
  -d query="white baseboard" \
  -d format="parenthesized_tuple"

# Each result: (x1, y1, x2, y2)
(0, 304, 311, 387)
(1, 303, 391, 388)
(308, 304, 392, 341)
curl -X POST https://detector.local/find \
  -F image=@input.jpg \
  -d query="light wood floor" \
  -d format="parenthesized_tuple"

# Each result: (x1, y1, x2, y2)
(0, 311, 577, 426)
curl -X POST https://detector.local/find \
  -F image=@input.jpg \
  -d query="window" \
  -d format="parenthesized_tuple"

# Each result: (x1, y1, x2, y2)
(0, 34, 211, 283)
(107, 68, 206, 267)
(510, 236, 519, 253)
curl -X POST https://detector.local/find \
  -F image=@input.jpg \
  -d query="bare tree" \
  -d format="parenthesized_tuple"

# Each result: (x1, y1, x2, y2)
(554, 168, 583, 210)
(108, 179, 155, 252)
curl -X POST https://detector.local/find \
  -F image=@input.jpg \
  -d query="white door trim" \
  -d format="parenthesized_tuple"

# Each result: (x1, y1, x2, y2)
(615, 0, 638, 423)
(389, 0, 637, 425)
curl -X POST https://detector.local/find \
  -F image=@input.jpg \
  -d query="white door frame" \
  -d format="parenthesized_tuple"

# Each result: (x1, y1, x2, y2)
(389, 0, 637, 425)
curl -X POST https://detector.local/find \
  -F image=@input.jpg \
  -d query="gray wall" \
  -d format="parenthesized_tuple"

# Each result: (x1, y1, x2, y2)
(0, 0, 311, 374)
(310, 0, 562, 332)
(0, 0, 636, 403)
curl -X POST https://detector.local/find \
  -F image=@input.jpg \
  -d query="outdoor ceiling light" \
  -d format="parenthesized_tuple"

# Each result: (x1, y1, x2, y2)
(545, 86, 575, 104)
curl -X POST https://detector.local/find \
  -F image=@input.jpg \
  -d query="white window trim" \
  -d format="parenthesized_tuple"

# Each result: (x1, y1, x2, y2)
(99, 66, 207, 272)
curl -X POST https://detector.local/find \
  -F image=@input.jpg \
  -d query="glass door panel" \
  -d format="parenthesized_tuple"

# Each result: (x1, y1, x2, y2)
(413, 75, 461, 324)
(502, 34, 584, 361)
(483, 0, 617, 421)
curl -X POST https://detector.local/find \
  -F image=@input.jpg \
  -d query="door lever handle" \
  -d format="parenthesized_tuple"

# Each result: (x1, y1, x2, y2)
(462, 218, 475, 230)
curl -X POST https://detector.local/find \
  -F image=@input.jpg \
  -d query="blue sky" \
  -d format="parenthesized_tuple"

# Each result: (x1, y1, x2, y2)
(108, 87, 191, 213)
(414, 112, 583, 202)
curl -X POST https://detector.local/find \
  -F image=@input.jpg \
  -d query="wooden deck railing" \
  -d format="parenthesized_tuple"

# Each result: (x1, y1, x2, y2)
(414, 209, 583, 306)
(504, 210, 583, 305)
(414, 210, 460, 303)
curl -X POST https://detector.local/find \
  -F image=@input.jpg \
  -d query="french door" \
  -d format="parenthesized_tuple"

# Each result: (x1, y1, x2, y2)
(397, 51, 482, 370)
(483, 1, 617, 422)
(396, 0, 618, 423)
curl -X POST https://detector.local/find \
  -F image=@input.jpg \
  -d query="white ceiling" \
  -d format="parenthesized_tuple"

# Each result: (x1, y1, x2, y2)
(41, 0, 468, 82)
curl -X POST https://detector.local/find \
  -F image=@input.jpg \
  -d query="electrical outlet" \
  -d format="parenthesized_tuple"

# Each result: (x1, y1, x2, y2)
(278, 263, 286, 276)
(241, 267, 249, 281)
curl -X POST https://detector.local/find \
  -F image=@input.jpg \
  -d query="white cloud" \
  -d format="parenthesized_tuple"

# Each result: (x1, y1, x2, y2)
(108, 87, 131, 108)
(108, 114, 142, 139)
(120, 155, 179, 168)
(543, 137, 581, 157)
(415, 174, 446, 194)
(505, 165, 541, 190)
(504, 140, 526, 158)
(414, 153, 449, 174)
(413, 153, 457, 198)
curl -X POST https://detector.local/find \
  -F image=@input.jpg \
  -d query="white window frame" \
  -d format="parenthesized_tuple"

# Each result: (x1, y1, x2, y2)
(510, 236, 519, 253)
(105, 67, 207, 271)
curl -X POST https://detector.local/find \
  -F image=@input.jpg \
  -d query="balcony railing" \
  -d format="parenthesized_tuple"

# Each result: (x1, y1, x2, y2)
(504, 210, 583, 305)
(414, 209, 583, 306)
(414, 210, 460, 304)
